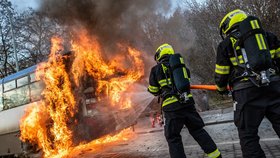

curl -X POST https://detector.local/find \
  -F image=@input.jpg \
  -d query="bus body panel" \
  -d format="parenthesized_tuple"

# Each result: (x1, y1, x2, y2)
(0, 104, 29, 135)
(0, 131, 22, 156)
(0, 104, 34, 156)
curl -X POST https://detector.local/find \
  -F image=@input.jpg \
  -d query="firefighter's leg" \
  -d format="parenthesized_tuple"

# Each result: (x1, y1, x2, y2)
(164, 113, 186, 158)
(184, 105, 221, 158)
(236, 104, 266, 158)
(265, 82, 280, 136)
(266, 103, 280, 137)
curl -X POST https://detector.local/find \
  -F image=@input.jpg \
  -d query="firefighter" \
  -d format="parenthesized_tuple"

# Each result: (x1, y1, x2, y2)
(216, 9, 280, 157)
(148, 43, 221, 158)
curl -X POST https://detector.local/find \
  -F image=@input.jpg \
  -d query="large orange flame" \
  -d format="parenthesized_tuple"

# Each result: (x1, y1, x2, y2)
(20, 29, 144, 157)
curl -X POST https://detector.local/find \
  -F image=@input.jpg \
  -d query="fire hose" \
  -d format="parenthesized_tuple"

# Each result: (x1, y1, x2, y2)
(190, 85, 230, 91)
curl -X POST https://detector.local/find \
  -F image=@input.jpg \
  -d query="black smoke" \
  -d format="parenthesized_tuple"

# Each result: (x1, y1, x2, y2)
(39, 0, 172, 51)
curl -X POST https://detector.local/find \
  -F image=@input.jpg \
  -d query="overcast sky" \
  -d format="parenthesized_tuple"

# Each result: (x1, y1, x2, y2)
(10, 0, 40, 11)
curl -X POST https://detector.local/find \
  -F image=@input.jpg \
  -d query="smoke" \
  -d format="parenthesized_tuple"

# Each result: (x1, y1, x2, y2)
(39, 0, 172, 49)
(38, 0, 201, 88)
(38, 0, 200, 96)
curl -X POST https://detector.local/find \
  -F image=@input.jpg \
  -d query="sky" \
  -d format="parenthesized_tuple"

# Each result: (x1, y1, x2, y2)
(10, 0, 40, 11)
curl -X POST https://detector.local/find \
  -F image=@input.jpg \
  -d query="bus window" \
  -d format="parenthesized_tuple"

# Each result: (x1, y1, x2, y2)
(3, 85, 29, 108)
(17, 76, 29, 87)
(30, 81, 44, 102)
(4, 80, 16, 92)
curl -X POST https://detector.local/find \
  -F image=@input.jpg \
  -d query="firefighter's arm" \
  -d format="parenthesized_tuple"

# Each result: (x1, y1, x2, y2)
(215, 43, 231, 94)
(148, 66, 161, 96)
(267, 32, 280, 67)
(267, 32, 280, 55)
(275, 46, 280, 68)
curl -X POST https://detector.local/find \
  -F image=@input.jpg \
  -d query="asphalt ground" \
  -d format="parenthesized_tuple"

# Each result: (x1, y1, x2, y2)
(73, 108, 280, 158)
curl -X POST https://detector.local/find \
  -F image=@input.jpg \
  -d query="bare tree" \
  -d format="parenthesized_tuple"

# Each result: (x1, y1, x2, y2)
(16, 8, 64, 68)
(0, 0, 17, 77)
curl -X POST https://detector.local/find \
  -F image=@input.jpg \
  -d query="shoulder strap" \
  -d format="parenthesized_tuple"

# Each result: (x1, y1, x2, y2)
(229, 33, 246, 68)
(159, 62, 172, 87)
(158, 61, 178, 97)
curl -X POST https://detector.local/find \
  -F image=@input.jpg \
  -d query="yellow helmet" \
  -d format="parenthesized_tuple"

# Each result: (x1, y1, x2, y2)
(219, 9, 247, 38)
(154, 43, 174, 62)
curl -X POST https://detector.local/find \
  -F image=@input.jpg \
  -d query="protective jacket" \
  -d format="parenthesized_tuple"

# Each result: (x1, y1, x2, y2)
(215, 32, 280, 91)
(148, 57, 194, 112)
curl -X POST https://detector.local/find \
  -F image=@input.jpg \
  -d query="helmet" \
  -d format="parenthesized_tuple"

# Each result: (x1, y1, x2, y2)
(219, 9, 247, 38)
(154, 43, 174, 62)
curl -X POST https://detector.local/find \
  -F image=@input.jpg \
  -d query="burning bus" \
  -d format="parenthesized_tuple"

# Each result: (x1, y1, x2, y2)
(0, 34, 150, 157)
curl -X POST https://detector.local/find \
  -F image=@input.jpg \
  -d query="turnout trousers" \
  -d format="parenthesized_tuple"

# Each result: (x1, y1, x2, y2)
(233, 81, 280, 158)
(164, 104, 220, 158)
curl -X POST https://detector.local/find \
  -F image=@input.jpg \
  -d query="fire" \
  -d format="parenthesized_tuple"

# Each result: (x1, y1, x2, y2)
(20, 29, 144, 157)
(69, 128, 133, 157)
(71, 31, 144, 107)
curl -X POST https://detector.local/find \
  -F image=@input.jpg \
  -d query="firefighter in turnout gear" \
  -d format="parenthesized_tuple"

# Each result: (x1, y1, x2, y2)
(148, 44, 221, 158)
(215, 9, 280, 158)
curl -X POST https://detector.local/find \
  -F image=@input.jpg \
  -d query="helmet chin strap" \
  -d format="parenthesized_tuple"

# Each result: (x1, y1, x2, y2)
(154, 51, 159, 62)
(220, 28, 225, 40)
(155, 57, 161, 64)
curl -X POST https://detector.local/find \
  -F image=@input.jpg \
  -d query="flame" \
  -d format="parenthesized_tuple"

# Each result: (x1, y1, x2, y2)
(71, 31, 144, 106)
(69, 128, 133, 157)
(20, 29, 144, 157)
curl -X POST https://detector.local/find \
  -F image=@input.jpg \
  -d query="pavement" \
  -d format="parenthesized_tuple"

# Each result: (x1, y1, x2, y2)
(70, 107, 280, 158)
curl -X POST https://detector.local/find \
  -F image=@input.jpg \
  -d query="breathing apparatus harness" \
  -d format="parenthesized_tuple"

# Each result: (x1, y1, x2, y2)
(229, 27, 275, 88)
(157, 56, 190, 104)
